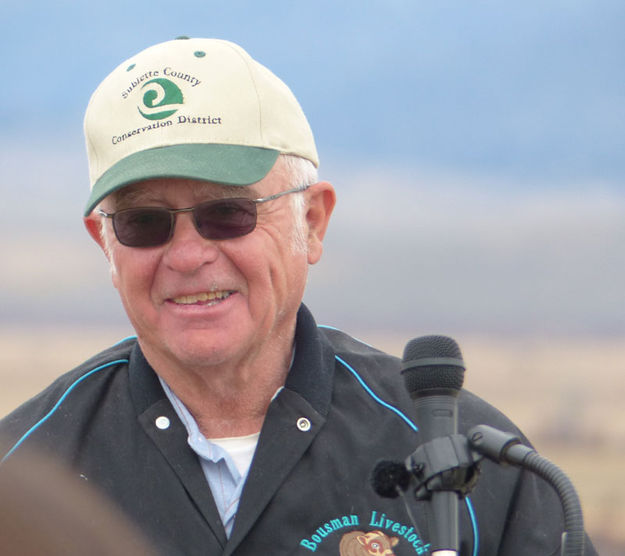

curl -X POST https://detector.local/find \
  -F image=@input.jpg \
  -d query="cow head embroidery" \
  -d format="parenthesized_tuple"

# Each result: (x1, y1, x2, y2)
(339, 530, 399, 556)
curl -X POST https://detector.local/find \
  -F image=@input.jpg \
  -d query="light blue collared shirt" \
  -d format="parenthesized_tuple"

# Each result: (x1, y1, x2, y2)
(159, 378, 254, 537)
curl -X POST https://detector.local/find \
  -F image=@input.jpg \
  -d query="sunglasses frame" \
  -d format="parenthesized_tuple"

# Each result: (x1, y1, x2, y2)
(97, 184, 311, 248)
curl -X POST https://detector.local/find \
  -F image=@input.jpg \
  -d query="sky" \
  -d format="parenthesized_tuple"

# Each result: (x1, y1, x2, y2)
(1, 1, 624, 337)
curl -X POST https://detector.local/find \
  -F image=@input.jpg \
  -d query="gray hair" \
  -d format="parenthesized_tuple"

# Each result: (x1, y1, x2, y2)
(280, 154, 319, 191)
(280, 154, 319, 253)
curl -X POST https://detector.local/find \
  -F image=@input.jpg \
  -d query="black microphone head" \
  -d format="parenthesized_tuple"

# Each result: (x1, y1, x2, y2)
(401, 335, 465, 397)
(371, 460, 412, 498)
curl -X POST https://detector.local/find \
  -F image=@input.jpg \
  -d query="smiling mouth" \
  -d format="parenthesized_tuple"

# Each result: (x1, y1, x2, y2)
(171, 291, 235, 305)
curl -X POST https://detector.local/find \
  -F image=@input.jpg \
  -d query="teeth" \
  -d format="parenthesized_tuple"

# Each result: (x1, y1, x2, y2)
(172, 291, 232, 305)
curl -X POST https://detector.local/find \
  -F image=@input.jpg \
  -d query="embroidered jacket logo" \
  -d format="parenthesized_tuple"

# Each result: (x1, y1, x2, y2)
(339, 530, 398, 555)
(138, 78, 183, 120)
(299, 511, 429, 554)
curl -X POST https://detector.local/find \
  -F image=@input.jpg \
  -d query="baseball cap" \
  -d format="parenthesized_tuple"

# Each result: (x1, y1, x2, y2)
(83, 37, 318, 215)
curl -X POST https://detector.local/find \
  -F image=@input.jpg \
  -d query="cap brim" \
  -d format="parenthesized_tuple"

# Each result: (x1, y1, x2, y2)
(84, 144, 279, 215)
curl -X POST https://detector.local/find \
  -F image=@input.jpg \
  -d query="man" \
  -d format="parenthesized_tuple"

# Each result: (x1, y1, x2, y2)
(0, 38, 595, 555)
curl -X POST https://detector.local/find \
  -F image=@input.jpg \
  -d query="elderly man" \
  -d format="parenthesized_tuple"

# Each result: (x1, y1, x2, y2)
(0, 38, 595, 555)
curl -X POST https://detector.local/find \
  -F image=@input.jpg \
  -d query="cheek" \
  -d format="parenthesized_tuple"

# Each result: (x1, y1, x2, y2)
(230, 236, 306, 306)
(110, 249, 158, 300)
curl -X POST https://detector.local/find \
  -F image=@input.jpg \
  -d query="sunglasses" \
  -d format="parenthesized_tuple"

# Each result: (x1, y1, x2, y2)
(97, 185, 310, 248)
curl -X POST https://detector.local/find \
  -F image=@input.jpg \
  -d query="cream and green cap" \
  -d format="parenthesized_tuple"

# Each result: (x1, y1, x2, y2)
(83, 37, 318, 215)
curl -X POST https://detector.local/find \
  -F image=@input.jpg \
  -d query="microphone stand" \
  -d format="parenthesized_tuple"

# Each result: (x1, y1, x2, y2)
(400, 425, 585, 556)
(404, 433, 479, 556)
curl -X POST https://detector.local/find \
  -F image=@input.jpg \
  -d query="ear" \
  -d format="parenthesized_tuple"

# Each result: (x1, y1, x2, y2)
(84, 213, 120, 288)
(83, 213, 109, 256)
(305, 181, 336, 265)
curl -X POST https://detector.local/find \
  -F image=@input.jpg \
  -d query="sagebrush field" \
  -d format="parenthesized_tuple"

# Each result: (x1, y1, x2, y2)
(1, 326, 623, 554)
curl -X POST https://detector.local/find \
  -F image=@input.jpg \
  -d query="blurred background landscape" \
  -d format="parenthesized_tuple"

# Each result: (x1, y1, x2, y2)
(1, 1, 623, 553)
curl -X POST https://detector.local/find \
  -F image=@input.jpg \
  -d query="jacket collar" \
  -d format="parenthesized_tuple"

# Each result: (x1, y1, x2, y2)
(128, 303, 336, 418)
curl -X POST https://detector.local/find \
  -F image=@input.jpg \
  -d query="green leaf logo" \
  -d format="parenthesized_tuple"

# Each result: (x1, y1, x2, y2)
(138, 78, 183, 120)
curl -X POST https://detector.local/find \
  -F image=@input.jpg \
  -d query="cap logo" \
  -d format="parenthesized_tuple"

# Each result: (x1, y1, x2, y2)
(138, 78, 184, 120)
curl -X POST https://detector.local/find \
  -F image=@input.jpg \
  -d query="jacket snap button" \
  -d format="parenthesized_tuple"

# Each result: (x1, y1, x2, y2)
(155, 416, 170, 430)
(297, 417, 311, 432)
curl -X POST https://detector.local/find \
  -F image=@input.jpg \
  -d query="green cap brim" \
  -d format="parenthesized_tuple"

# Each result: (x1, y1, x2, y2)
(84, 144, 279, 215)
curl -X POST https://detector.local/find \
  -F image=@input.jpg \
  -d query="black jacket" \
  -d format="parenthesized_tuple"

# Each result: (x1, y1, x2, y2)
(0, 305, 595, 555)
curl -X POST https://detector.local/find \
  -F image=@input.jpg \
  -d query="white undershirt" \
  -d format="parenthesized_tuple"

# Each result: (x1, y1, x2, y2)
(207, 432, 260, 478)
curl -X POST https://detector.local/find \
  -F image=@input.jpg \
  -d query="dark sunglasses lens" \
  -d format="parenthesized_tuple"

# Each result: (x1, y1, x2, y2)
(113, 208, 172, 247)
(194, 199, 257, 240)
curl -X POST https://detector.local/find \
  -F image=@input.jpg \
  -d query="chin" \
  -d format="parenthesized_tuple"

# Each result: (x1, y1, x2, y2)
(169, 340, 233, 368)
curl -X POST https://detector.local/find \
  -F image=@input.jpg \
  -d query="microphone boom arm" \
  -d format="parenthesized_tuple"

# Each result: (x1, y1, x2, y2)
(468, 425, 585, 556)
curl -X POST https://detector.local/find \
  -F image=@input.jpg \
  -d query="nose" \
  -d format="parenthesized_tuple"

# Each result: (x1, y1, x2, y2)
(161, 211, 219, 272)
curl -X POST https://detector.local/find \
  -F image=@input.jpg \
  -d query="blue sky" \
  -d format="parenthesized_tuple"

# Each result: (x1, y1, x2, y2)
(3, 1, 624, 182)
(1, 1, 624, 335)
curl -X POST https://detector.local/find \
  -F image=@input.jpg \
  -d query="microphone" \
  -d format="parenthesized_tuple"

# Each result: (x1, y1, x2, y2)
(401, 335, 466, 555)
(401, 334, 465, 442)
(376, 336, 585, 556)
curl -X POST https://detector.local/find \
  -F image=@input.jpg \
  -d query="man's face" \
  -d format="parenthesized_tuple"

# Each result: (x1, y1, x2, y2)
(85, 159, 334, 373)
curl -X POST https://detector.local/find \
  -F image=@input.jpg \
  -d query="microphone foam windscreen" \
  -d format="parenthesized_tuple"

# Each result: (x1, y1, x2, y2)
(371, 460, 411, 498)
